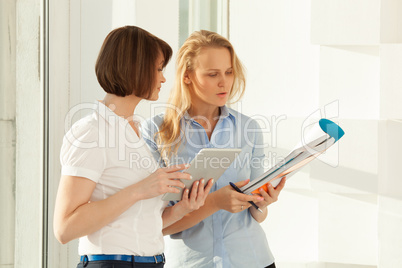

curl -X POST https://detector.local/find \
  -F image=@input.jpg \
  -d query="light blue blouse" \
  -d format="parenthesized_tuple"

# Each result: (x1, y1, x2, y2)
(141, 106, 275, 268)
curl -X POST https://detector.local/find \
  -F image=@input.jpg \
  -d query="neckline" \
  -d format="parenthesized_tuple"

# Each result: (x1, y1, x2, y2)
(96, 101, 141, 139)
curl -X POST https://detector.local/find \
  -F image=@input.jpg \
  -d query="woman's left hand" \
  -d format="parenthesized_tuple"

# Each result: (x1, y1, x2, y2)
(253, 177, 286, 209)
(175, 178, 214, 215)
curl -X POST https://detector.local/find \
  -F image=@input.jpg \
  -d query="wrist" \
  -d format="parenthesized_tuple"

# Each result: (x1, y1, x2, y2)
(172, 203, 188, 220)
(128, 184, 145, 203)
(251, 205, 267, 214)
(207, 191, 220, 210)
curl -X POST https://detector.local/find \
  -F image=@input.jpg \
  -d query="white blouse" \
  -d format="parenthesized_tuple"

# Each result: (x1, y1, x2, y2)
(60, 101, 167, 256)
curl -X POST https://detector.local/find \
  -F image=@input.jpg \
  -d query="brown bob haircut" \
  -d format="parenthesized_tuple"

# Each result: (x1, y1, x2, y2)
(95, 26, 172, 98)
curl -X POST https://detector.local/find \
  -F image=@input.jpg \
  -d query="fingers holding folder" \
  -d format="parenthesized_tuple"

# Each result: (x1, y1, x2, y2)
(253, 177, 286, 209)
(211, 179, 264, 213)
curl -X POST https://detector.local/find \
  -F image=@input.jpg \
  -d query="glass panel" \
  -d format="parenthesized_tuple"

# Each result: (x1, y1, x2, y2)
(179, 0, 190, 46)
(179, 0, 228, 46)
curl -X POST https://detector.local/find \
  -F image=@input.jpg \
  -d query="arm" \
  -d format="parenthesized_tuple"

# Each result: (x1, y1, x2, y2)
(162, 179, 264, 235)
(162, 191, 220, 235)
(53, 164, 190, 244)
(54, 175, 140, 244)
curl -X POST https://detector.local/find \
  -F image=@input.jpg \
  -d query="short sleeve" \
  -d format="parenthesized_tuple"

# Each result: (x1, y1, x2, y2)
(140, 115, 165, 167)
(248, 119, 265, 181)
(60, 119, 105, 182)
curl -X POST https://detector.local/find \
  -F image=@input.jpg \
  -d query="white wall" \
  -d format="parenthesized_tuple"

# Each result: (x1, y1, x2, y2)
(230, 0, 402, 267)
(15, 0, 44, 267)
(2, 1, 46, 267)
(0, 1, 16, 267)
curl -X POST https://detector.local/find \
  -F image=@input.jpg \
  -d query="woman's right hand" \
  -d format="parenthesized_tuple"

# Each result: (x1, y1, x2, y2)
(210, 179, 264, 213)
(133, 164, 192, 200)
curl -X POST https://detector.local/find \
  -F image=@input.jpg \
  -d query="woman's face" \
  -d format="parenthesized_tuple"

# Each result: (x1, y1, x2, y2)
(149, 52, 167, 101)
(187, 47, 234, 109)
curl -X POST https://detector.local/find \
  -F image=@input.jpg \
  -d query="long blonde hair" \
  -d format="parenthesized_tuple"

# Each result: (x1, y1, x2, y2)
(157, 30, 246, 162)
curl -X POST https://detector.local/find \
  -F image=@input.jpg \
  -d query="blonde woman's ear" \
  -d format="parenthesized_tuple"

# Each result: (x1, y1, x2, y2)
(184, 72, 192, 84)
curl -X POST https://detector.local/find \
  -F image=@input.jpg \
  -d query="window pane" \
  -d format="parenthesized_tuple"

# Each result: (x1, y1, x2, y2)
(179, 0, 228, 46)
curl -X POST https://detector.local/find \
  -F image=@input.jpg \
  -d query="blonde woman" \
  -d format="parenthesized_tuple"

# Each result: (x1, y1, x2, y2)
(142, 30, 286, 268)
(54, 26, 212, 268)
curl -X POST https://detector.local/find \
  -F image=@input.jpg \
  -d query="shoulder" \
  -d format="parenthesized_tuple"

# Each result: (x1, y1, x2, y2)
(227, 108, 261, 130)
(141, 113, 165, 133)
(64, 113, 101, 146)
(60, 113, 106, 181)
(140, 113, 166, 144)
